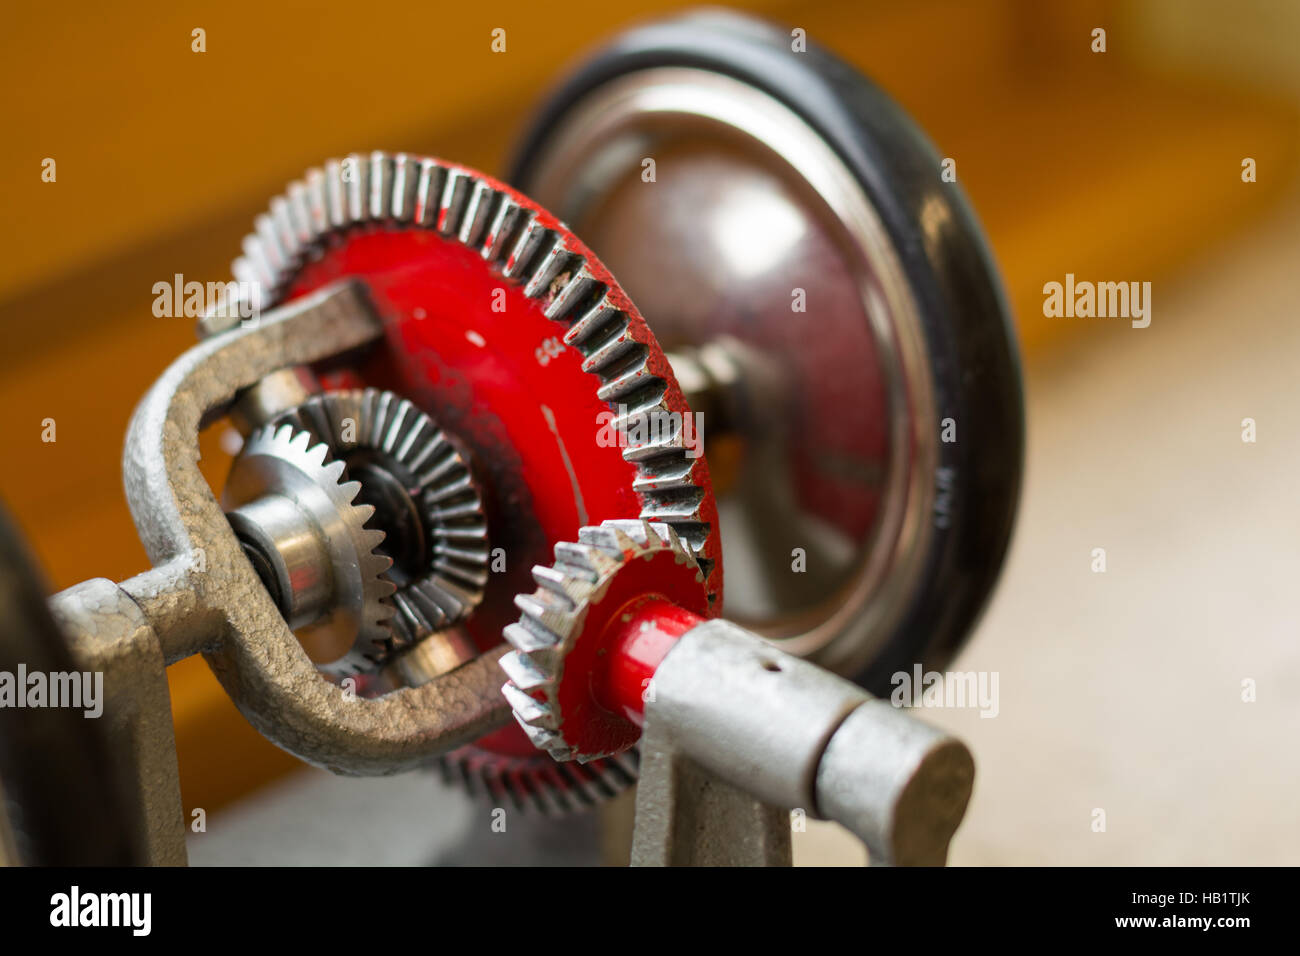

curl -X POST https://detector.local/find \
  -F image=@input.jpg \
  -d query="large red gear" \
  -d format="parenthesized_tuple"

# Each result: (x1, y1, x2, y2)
(240, 154, 722, 806)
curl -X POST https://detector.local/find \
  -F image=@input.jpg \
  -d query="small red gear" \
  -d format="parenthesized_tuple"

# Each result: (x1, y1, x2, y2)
(502, 520, 710, 764)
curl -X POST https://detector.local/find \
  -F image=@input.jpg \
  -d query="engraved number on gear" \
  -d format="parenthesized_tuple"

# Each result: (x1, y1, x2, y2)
(535, 336, 565, 367)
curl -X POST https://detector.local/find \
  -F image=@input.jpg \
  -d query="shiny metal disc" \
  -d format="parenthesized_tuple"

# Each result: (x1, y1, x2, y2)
(510, 11, 1023, 689)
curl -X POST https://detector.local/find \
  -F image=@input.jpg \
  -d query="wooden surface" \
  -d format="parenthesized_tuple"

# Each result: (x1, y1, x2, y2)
(1, 0, 1295, 813)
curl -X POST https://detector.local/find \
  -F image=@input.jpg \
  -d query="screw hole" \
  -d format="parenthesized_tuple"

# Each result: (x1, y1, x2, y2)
(761, 659, 782, 673)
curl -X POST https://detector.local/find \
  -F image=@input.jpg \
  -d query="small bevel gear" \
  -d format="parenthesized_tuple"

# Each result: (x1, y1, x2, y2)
(222, 423, 396, 674)
(271, 388, 489, 652)
(500, 519, 710, 765)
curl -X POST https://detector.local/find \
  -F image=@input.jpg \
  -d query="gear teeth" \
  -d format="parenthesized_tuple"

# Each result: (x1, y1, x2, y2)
(254, 214, 289, 274)
(232, 256, 263, 299)
(527, 768, 574, 814)
(407, 581, 453, 627)
(518, 719, 569, 757)
(411, 158, 445, 228)
(577, 524, 640, 558)
(543, 265, 601, 321)
(379, 398, 411, 454)
(323, 159, 348, 229)
(606, 522, 646, 554)
(266, 387, 489, 661)
(436, 748, 639, 816)
(458, 180, 497, 246)
(304, 168, 329, 236)
(438, 523, 488, 542)
(580, 322, 639, 374)
(428, 577, 473, 616)
(438, 168, 471, 236)
(424, 468, 474, 500)
(499, 650, 551, 692)
(596, 355, 658, 402)
(411, 451, 456, 489)
(555, 762, 614, 802)
(603, 518, 659, 547)
(514, 592, 573, 635)
(554, 540, 620, 577)
(531, 563, 591, 603)
(239, 240, 272, 293)
(368, 151, 394, 222)
(337, 476, 363, 504)
(479, 195, 521, 260)
(564, 297, 621, 347)
(576, 526, 613, 550)
(282, 184, 313, 248)
(608, 749, 641, 781)
(397, 421, 441, 469)
(633, 455, 702, 494)
(665, 524, 712, 571)
(523, 240, 577, 299)
(268, 198, 297, 260)
(390, 153, 420, 223)
(434, 541, 489, 565)
(344, 152, 370, 224)
(390, 592, 432, 640)
(501, 682, 558, 730)
(613, 408, 682, 459)
(359, 527, 389, 558)
(502, 215, 548, 280)
(371, 575, 397, 603)
(639, 487, 706, 521)
(654, 520, 689, 555)
(228, 423, 397, 675)
(503, 614, 552, 645)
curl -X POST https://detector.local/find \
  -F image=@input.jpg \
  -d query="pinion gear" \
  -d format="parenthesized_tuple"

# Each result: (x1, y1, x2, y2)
(223, 423, 396, 674)
(271, 388, 489, 652)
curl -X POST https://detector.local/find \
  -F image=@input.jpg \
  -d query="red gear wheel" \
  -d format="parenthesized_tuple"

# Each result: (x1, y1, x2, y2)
(232, 153, 722, 810)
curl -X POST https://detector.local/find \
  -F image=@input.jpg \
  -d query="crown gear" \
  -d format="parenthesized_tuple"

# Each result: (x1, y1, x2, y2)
(270, 388, 489, 650)
(222, 423, 396, 675)
(220, 150, 718, 592)
(439, 746, 640, 816)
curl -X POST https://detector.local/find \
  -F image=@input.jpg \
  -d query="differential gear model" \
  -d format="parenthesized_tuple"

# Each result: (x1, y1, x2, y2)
(210, 147, 725, 806)
(0, 10, 1022, 866)
(198, 7, 1019, 812)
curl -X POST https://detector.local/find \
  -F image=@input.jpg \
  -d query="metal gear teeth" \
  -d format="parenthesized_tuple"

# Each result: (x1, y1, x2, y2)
(437, 746, 640, 816)
(224, 150, 717, 599)
(232, 423, 398, 675)
(500, 519, 704, 770)
(271, 388, 489, 655)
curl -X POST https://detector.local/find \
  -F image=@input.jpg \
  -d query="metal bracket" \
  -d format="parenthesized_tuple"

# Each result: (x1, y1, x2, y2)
(49, 579, 187, 864)
(632, 620, 975, 866)
(98, 281, 509, 775)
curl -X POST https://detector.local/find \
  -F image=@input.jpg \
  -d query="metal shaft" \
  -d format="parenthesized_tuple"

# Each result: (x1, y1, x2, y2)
(631, 618, 974, 866)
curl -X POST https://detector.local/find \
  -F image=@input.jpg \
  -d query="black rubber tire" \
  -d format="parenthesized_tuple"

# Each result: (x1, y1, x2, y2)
(508, 9, 1024, 694)
(0, 502, 142, 864)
